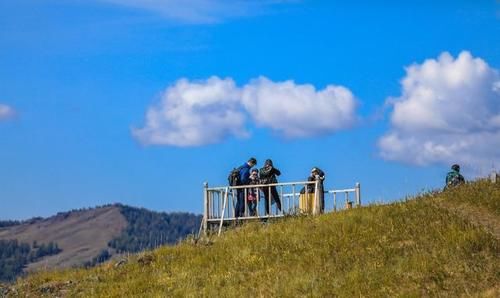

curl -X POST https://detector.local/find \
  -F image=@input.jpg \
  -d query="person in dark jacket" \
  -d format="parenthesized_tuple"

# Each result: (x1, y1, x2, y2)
(298, 167, 325, 214)
(310, 167, 326, 212)
(259, 159, 281, 215)
(236, 157, 257, 218)
(445, 164, 465, 189)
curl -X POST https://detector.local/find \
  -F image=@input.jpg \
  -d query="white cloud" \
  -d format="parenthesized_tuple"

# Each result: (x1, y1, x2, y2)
(132, 76, 247, 146)
(242, 77, 357, 137)
(133, 76, 358, 146)
(98, 0, 291, 23)
(379, 51, 500, 169)
(0, 104, 15, 121)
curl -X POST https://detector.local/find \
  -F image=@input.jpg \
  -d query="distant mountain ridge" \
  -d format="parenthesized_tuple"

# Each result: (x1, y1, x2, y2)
(0, 204, 201, 282)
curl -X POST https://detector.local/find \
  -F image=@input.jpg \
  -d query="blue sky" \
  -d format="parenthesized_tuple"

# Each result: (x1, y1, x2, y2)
(1, 0, 499, 220)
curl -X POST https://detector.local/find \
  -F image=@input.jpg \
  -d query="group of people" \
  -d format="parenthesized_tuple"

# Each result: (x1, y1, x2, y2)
(229, 158, 466, 219)
(231, 157, 325, 218)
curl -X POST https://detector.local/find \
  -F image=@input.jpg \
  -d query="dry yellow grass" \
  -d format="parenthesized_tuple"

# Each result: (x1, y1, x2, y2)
(3, 180, 499, 297)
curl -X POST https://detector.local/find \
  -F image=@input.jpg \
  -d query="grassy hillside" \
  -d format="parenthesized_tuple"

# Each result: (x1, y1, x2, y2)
(0, 204, 201, 282)
(3, 180, 499, 297)
(0, 206, 127, 272)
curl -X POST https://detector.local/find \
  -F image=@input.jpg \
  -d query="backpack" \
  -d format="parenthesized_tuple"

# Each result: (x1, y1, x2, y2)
(228, 167, 242, 186)
(446, 171, 464, 188)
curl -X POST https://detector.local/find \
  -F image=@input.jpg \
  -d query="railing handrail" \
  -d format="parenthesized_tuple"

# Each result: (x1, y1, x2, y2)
(326, 189, 356, 193)
(281, 188, 356, 198)
(207, 180, 316, 191)
(208, 184, 356, 195)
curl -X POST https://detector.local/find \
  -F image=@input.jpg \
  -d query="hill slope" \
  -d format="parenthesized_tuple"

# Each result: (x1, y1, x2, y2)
(0, 206, 127, 272)
(0, 204, 201, 281)
(4, 180, 500, 297)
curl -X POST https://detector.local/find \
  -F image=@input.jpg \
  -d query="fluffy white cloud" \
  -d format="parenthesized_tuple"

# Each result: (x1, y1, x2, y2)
(98, 0, 290, 23)
(0, 104, 15, 121)
(134, 76, 358, 146)
(379, 51, 500, 169)
(242, 77, 357, 137)
(132, 76, 247, 146)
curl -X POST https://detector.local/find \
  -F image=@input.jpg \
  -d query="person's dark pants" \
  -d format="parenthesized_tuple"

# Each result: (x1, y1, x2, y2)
(319, 181, 325, 213)
(248, 200, 257, 216)
(263, 186, 281, 215)
(235, 189, 246, 218)
(320, 193, 325, 213)
(319, 184, 325, 213)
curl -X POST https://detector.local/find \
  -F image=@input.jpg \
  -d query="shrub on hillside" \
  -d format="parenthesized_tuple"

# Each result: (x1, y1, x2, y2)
(0, 220, 21, 228)
(108, 206, 201, 253)
(83, 249, 111, 268)
(0, 240, 62, 282)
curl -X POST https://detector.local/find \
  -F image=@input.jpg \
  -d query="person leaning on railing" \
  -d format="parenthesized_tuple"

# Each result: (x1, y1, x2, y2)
(235, 157, 257, 218)
(299, 167, 326, 213)
(311, 167, 326, 212)
(259, 159, 282, 215)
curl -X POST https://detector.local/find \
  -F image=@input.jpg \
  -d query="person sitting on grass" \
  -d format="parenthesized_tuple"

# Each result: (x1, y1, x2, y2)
(445, 164, 465, 189)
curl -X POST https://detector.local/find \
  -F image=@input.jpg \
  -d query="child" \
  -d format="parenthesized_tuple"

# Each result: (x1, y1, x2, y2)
(247, 169, 260, 216)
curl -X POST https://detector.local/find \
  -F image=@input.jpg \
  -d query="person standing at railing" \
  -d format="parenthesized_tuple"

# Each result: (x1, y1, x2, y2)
(235, 157, 257, 218)
(311, 167, 326, 213)
(259, 159, 282, 215)
(247, 169, 260, 216)
(299, 167, 326, 213)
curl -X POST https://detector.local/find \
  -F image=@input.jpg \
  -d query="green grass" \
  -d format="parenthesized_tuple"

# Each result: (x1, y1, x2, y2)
(4, 180, 500, 297)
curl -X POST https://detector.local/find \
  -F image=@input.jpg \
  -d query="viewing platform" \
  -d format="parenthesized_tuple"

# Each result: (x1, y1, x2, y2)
(202, 180, 361, 235)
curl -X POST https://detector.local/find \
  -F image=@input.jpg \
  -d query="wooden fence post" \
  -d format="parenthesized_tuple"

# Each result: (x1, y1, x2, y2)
(491, 171, 498, 183)
(313, 175, 320, 215)
(203, 182, 209, 235)
(355, 182, 361, 207)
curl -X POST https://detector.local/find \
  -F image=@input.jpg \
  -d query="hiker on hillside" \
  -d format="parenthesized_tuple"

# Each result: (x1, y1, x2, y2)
(247, 169, 260, 216)
(445, 164, 465, 189)
(235, 157, 257, 218)
(259, 159, 282, 215)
